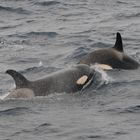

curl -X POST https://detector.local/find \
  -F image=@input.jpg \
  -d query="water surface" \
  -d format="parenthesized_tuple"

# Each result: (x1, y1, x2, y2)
(0, 0, 140, 140)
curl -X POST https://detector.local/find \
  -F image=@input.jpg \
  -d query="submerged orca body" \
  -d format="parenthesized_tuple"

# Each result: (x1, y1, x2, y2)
(79, 33, 139, 70)
(5, 64, 95, 99)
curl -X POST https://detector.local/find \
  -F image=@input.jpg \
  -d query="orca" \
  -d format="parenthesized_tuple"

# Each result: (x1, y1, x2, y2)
(5, 64, 95, 99)
(79, 32, 139, 70)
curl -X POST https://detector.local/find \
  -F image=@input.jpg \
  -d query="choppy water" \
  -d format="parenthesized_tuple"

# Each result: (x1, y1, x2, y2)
(0, 0, 140, 140)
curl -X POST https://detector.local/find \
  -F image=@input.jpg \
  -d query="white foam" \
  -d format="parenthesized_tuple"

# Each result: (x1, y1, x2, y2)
(91, 64, 112, 84)
(0, 92, 10, 100)
(0, 84, 16, 100)
(38, 61, 43, 67)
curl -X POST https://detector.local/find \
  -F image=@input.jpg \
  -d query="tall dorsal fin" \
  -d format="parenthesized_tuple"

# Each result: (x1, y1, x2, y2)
(113, 32, 123, 52)
(6, 69, 29, 89)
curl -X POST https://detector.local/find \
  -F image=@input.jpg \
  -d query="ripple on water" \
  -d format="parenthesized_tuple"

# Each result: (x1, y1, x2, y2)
(10, 122, 60, 138)
(0, 107, 30, 116)
(35, 1, 61, 6)
(0, 5, 30, 14)
(105, 105, 140, 114)
(121, 105, 140, 114)
(8, 31, 59, 39)
(76, 135, 106, 140)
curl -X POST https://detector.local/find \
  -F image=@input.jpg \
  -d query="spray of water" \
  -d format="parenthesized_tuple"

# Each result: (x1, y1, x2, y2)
(38, 61, 43, 67)
(91, 64, 112, 84)
(0, 84, 16, 100)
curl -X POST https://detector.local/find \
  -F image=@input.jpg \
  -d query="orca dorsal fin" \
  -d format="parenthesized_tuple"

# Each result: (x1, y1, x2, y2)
(6, 69, 29, 89)
(113, 32, 123, 52)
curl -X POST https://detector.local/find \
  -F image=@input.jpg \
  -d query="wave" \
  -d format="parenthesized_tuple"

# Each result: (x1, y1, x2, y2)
(19, 64, 60, 75)
(0, 24, 22, 30)
(26, 31, 58, 37)
(0, 107, 29, 116)
(106, 105, 140, 114)
(122, 105, 140, 113)
(65, 46, 89, 63)
(0, 5, 30, 14)
(77, 135, 104, 140)
(35, 1, 61, 6)
(115, 12, 140, 20)
(116, 1, 128, 4)
(10, 122, 55, 137)
(9, 31, 58, 38)
(108, 79, 140, 87)
(34, 123, 53, 132)
(89, 42, 111, 49)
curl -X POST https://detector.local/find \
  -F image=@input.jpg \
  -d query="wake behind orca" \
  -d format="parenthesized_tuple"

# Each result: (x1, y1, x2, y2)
(4, 64, 96, 99)
(79, 32, 139, 70)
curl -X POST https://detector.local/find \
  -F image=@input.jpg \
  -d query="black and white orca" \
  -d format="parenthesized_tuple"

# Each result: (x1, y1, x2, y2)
(79, 32, 139, 70)
(5, 64, 95, 99)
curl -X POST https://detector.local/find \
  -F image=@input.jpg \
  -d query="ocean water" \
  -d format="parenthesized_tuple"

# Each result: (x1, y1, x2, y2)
(0, 0, 140, 140)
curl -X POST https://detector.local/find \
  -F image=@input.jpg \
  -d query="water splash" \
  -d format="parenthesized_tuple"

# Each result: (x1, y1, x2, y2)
(0, 92, 10, 100)
(38, 61, 43, 67)
(0, 84, 15, 100)
(91, 64, 112, 84)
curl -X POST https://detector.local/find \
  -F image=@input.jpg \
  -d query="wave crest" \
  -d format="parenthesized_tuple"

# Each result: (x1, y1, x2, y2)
(0, 5, 30, 14)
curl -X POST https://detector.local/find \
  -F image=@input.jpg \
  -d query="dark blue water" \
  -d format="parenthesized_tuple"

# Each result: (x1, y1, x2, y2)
(0, 0, 140, 139)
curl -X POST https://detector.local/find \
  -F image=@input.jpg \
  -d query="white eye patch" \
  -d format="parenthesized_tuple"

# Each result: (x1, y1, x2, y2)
(97, 64, 113, 70)
(76, 75, 88, 85)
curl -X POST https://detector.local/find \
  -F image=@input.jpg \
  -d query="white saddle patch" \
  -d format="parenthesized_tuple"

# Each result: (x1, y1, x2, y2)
(76, 75, 88, 85)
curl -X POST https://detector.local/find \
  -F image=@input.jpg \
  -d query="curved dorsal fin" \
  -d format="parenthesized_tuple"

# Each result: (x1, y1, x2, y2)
(113, 32, 123, 52)
(6, 69, 29, 89)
